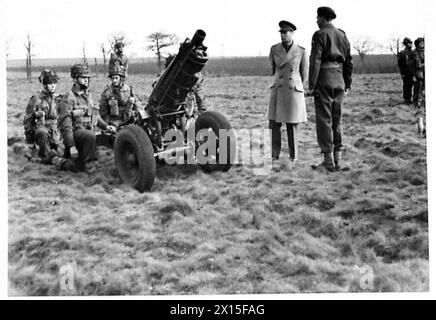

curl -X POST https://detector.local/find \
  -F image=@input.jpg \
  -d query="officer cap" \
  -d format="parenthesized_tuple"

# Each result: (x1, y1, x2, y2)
(39, 69, 59, 85)
(414, 37, 424, 47)
(279, 20, 297, 32)
(402, 37, 412, 45)
(317, 6, 336, 20)
(115, 41, 124, 49)
(109, 64, 126, 78)
(70, 64, 91, 78)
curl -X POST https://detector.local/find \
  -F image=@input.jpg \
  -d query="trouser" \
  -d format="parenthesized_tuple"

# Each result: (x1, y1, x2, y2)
(413, 78, 425, 108)
(402, 74, 414, 103)
(314, 68, 345, 153)
(269, 120, 299, 159)
(34, 127, 56, 162)
(73, 129, 96, 171)
(194, 86, 207, 112)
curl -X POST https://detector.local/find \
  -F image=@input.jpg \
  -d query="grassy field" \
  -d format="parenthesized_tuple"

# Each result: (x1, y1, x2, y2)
(7, 71, 428, 295)
(7, 54, 398, 76)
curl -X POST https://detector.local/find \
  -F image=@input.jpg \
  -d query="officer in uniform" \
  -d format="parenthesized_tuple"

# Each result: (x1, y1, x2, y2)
(308, 6, 353, 172)
(410, 37, 425, 108)
(397, 37, 414, 104)
(58, 64, 114, 172)
(109, 41, 128, 73)
(268, 20, 308, 161)
(23, 69, 75, 171)
(99, 64, 142, 126)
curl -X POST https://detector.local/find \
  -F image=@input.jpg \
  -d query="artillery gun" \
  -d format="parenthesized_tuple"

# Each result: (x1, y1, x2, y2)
(96, 30, 235, 192)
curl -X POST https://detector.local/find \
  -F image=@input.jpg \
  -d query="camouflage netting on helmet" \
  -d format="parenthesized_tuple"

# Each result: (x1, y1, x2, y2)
(39, 69, 59, 84)
(70, 64, 90, 78)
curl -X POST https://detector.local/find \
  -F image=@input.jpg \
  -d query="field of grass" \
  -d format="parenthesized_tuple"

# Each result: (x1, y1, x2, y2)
(6, 54, 398, 76)
(7, 71, 428, 295)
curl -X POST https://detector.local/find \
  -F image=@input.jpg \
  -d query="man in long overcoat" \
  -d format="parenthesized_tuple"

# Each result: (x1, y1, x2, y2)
(268, 20, 308, 161)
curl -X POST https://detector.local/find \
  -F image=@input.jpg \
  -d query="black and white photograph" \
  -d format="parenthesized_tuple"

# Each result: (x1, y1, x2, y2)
(1, 0, 434, 298)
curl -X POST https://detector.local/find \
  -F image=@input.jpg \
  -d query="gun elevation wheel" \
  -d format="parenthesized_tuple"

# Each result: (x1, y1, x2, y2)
(114, 125, 156, 192)
(195, 111, 235, 172)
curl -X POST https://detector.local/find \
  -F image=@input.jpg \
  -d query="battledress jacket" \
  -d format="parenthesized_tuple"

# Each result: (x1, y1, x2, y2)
(308, 22, 353, 91)
(23, 89, 60, 145)
(268, 42, 308, 124)
(99, 83, 141, 124)
(57, 86, 107, 148)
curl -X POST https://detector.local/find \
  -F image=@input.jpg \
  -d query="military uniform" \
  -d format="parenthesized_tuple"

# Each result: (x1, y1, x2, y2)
(410, 39, 425, 108)
(23, 89, 60, 160)
(99, 82, 141, 126)
(397, 38, 414, 104)
(58, 85, 108, 171)
(309, 11, 353, 170)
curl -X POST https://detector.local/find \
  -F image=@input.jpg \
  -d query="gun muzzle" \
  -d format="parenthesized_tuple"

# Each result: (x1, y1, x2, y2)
(192, 29, 206, 47)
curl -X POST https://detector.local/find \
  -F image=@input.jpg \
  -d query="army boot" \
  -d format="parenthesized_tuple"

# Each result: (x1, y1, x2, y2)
(311, 152, 335, 172)
(334, 151, 350, 172)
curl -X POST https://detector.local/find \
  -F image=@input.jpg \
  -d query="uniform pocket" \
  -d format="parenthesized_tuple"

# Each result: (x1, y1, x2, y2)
(294, 82, 304, 92)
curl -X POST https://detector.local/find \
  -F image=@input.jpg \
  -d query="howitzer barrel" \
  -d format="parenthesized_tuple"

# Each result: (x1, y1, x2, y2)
(147, 29, 208, 113)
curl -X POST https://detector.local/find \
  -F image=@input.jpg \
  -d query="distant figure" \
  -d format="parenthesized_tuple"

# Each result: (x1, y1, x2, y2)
(267, 20, 308, 161)
(23, 69, 75, 171)
(308, 6, 353, 172)
(410, 37, 425, 109)
(109, 41, 128, 74)
(99, 64, 142, 126)
(397, 37, 414, 105)
(58, 64, 114, 172)
(164, 54, 207, 114)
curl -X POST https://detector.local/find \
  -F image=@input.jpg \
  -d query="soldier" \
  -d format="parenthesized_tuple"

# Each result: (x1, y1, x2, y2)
(308, 6, 353, 172)
(109, 41, 128, 73)
(99, 64, 142, 126)
(397, 37, 414, 104)
(58, 64, 114, 172)
(164, 54, 207, 114)
(23, 69, 75, 171)
(410, 37, 425, 108)
(268, 20, 308, 161)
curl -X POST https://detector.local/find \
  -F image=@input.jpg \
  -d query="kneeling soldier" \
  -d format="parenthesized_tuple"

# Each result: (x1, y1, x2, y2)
(23, 69, 75, 171)
(58, 64, 113, 172)
(99, 64, 142, 126)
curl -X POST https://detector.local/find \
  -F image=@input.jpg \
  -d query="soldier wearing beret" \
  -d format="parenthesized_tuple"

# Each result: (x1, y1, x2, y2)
(99, 64, 142, 126)
(397, 37, 414, 104)
(309, 7, 353, 172)
(58, 64, 112, 172)
(23, 69, 75, 171)
(268, 20, 308, 161)
(109, 41, 128, 74)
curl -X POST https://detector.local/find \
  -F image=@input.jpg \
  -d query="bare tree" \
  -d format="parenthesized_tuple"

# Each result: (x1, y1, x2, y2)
(389, 37, 400, 57)
(94, 57, 98, 78)
(24, 34, 34, 81)
(82, 42, 88, 66)
(146, 32, 178, 71)
(352, 36, 377, 74)
(100, 43, 110, 76)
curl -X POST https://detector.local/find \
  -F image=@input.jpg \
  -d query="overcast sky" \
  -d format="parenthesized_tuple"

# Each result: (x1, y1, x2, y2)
(2, 0, 429, 59)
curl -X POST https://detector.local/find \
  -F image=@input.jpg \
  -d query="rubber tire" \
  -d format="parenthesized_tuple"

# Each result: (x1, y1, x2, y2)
(114, 125, 156, 192)
(195, 111, 235, 172)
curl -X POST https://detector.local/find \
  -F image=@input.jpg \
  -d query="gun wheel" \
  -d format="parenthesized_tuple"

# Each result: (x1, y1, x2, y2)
(195, 111, 235, 172)
(114, 125, 156, 192)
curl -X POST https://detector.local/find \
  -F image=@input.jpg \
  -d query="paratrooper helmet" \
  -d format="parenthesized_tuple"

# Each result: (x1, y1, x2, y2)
(39, 69, 59, 85)
(70, 64, 91, 78)
(109, 64, 126, 78)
